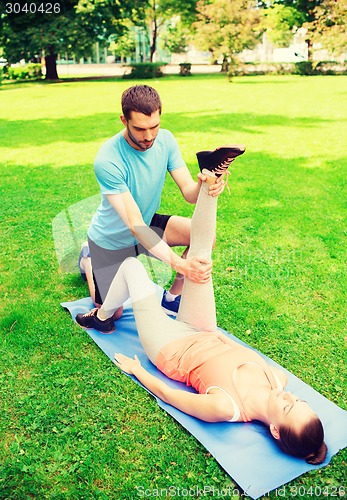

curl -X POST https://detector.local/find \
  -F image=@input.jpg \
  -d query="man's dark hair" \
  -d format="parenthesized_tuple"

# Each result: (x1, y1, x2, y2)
(121, 85, 162, 121)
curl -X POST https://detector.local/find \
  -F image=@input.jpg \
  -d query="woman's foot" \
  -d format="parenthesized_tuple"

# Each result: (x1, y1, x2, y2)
(196, 144, 246, 178)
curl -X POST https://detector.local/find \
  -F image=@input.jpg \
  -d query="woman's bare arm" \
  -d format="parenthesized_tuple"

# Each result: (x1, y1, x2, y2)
(114, 353, 233, 422)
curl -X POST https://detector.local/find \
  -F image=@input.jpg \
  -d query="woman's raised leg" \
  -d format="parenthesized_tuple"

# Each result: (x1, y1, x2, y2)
(176, 180, 218, 332)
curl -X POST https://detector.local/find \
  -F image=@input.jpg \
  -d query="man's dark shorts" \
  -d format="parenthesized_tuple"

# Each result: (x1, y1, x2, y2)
(89, 213, 171, 305)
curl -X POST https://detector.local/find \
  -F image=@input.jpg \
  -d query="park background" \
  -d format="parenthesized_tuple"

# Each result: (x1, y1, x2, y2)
(1, 0, 347, 498)
(0, 0, 346, 81)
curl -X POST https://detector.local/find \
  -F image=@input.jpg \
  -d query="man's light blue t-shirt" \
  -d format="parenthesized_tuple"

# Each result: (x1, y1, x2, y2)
(88, 129, 185, 250)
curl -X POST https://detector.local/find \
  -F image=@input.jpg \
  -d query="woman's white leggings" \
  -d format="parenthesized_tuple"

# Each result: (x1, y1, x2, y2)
(100, 182, 218, 365)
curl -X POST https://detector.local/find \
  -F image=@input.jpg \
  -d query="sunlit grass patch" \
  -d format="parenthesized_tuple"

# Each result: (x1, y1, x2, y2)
(1, 74, 346, 499)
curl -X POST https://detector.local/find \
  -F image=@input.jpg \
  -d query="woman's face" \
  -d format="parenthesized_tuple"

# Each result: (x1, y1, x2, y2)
(267, 388, 316, 434)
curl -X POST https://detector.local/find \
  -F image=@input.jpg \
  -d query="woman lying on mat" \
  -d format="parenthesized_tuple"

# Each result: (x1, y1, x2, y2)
(76, 146, 327, 465)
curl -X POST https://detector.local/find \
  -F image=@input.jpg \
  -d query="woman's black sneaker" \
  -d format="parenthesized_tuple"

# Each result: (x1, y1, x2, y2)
(75, 308, 115, 334)
(196, 144, 246, 177)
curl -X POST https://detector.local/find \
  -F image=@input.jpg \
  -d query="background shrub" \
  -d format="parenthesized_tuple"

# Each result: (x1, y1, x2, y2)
(228, 62, 295, 79)
(6, 63, 42, 81)
(315, 61, 347, 75)
(294, 61, 317, 76)
(226, 60, 347, 78)
(123, 62, 167, 79)
(179, 63, 192, 76)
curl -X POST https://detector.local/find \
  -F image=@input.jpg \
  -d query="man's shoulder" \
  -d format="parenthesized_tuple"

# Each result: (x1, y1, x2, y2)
(158, 128, 175, 140)
(156, 128, 178, 149)
(94, 131, 126, 166)
(97, 131, 123, 153)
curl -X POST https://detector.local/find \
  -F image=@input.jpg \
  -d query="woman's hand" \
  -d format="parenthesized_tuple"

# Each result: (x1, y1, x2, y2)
(114, 353, 141, 375)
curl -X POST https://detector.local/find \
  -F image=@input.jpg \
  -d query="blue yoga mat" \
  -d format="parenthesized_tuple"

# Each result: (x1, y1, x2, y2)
(62, 294, 347, 499)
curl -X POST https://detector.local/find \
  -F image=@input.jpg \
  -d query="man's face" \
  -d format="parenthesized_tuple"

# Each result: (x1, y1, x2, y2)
(121, 110, 160, 151)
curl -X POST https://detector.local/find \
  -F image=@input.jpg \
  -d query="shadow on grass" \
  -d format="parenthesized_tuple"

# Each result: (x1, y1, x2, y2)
(232, 78, 301, 85)
(1, 111, 336, 148)
(0, 73, 225, 90)
(0, 76, 124, 91)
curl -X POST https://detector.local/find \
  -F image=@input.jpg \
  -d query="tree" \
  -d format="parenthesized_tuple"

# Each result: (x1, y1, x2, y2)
(142, 0, 196, 62)
(263, 4, 305, 47)
(273, 0, 325, 60)
(304, 0, 347, 58)
(0, 0, 147, 79)
(193, 0, 263, 72)
(0, 0, 77, 79)
(160, 17, 191, 56)
(109, 28, 136, 64)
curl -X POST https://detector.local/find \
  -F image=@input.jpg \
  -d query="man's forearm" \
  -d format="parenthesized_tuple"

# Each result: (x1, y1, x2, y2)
(133, 225, 212, 283)
(181, 181, 201, 204)
(133, 224, 183, 272)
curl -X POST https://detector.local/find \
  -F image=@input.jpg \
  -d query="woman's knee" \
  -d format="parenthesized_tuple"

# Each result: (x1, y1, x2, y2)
(122, 256, 145, 273)
(121, 257, 152, 287)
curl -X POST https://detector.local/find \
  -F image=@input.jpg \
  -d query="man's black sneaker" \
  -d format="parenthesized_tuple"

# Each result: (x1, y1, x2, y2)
(196, 144, 246, 177)
(75, 308, 115, 334)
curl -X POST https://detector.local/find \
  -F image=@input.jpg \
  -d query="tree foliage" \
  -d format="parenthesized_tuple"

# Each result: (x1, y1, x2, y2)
(0, 0, 148, 79)
(193, 0, 263, 70)
(304, 0, 347, 58)
(274, 0, 323, 23)
(109, 28, 136, 63)
(263, 4, 305, 47)
(142, 0, 196, 61)
(160, 18, 191, 55)
(272, 0, 324, 58)
(0, 0, 79, 65)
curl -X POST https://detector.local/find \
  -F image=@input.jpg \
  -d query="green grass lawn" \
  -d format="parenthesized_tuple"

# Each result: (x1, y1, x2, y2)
(1, 74, 346, 499)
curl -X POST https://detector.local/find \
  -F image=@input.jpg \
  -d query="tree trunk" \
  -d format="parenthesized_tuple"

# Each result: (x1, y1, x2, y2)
(306, 37, 313, 61)
(221, 55, 229, 73)
(150, 18, 157, 62)
(45, 49, 59, 80)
